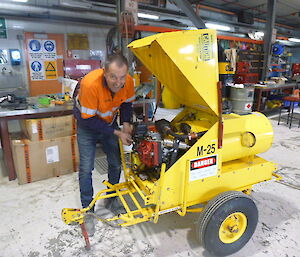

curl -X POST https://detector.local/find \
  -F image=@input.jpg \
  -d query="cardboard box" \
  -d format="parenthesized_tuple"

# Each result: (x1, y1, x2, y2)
(11, 134, 79, 185)
(20, 115, 76, 141)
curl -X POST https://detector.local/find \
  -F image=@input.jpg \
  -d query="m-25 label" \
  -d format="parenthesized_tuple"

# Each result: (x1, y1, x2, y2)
(197, 143, 216, 156)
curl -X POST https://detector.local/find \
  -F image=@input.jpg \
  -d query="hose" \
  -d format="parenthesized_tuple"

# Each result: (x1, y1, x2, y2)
(155, 119, 207, 141)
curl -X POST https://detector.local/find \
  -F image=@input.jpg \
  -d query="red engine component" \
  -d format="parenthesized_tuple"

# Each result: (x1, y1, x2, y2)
(137, 140, 161, 167)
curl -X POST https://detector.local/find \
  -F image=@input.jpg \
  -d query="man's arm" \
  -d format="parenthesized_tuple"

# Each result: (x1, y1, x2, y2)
(120, 102, 133, 124)
(113, 129, 132, 145)
(74, 106, 114, 134)
(74, 107, 132, 145)
(120, 102, 133, 135)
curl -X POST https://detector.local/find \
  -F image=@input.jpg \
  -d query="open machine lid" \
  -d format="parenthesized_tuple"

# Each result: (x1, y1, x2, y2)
(128, 29, 220, 117)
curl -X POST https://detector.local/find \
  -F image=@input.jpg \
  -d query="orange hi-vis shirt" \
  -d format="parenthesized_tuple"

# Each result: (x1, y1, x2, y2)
(78, 69, 135, 124)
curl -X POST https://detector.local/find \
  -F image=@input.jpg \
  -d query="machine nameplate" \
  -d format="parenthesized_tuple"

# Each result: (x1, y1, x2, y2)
(199, 33, 213, 61)
(190, 155, 218, 181)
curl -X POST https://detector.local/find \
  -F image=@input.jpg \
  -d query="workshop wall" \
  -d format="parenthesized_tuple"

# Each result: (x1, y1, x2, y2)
(0, 28, 28, 96)
(0, 18, 110, 96)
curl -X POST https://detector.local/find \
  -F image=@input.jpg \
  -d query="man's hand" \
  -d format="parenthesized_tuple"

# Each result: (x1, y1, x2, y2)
(114, 130, 133, 145)
(122, 122, 133, 135)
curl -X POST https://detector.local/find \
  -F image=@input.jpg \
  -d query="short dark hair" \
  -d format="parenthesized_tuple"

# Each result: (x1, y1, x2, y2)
(104, 54, 128, 71)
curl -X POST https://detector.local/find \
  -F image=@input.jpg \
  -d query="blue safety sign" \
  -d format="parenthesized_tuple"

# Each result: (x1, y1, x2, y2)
(44, 40, 55, 52)
(29, 40, 41, 52)
(31, 61, 42, 72)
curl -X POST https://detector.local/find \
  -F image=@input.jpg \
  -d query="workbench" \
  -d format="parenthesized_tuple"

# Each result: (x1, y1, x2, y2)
(0, 104, 73, 181)
(254, 83, 298, 112)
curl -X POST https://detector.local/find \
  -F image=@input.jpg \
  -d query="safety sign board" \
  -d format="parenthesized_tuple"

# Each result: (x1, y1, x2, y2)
(28, 39, 57, 81)
(0, 18, 7, 39)
(44, 60, 57, 80)
(190, 155, 218, 181)
(30, 60, 45, 81)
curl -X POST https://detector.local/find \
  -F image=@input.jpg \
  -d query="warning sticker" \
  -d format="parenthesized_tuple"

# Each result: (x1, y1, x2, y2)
(45, 62, 57, 79)
(44, 60, 57, 80)
(244, 103, 252, 111)
(190, 155, 218, 181)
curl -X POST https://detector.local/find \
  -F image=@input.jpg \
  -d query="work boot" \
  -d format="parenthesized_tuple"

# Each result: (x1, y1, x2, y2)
(104, 197, 126, 215)
(84, 214, 95, 237)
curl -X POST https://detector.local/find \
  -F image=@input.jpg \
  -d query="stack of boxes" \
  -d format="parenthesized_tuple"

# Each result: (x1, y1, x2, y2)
(11, 115, 79, 184)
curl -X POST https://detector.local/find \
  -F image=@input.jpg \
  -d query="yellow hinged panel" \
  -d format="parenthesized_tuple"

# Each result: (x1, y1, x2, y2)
(128, 29, 219, 116)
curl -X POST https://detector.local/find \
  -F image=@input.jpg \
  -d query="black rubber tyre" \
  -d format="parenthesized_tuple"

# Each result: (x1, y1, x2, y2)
(196, 191, 258, 257)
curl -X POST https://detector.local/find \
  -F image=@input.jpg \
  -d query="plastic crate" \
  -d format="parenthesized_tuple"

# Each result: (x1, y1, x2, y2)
(235, 73, 259, 84)
(236, 62, 250, 73)
(284, 101, 299, 108)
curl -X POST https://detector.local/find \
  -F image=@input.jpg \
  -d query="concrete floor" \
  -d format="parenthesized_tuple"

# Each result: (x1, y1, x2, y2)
(0, 112, 299, 257)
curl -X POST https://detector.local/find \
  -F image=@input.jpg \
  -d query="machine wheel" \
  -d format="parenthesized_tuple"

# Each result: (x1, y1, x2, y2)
(196, 191, 258, 256)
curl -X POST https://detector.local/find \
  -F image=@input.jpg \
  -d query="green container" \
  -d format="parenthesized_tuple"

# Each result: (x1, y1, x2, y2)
(38, 97, 50, 106)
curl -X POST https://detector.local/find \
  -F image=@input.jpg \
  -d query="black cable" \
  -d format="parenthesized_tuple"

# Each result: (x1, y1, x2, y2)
(169, 139, 180, 166)
(106, 26, 118, 56)
(151, 85, 165, 121)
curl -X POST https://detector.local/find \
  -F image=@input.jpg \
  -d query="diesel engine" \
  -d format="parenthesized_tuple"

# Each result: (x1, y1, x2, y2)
(130, 119, 207, 179)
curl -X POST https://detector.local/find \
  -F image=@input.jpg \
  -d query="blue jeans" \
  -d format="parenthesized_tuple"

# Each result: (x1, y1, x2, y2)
(77, 124, 121, 209)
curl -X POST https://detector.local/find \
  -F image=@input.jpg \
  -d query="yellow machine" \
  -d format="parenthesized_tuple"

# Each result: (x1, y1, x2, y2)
(62, 30, 280, 256)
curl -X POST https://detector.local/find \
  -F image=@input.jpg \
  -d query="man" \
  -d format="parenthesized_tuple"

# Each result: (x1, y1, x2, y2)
(74, 54, 135, 236)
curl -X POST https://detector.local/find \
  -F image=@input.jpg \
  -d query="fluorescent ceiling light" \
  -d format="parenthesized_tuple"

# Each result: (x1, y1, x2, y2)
(12, 0, 28, 2)
(138, 13, 159, 20)
(60, 0, 91, 8)
(205, 23, 231, 31)
(13, 25, 24, 29)
(288, 38, 300, 43)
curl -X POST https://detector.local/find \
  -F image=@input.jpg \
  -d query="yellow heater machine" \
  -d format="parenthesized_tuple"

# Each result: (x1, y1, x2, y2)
(62, 29, 280, 256)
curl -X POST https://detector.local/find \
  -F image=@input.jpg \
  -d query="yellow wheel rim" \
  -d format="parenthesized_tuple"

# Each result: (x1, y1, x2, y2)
(219, 212, 247, 244)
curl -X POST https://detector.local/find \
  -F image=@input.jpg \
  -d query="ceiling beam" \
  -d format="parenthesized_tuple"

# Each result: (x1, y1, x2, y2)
(172, 0, 206, 29)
